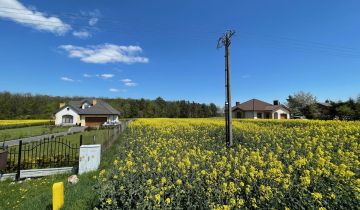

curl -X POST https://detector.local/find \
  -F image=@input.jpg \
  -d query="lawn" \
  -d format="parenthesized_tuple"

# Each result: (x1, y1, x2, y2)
(0, 126, 126, 210)
(2, 126, 121, 174)
(0, 126, 69, 142)
(63, 127, 119, 145)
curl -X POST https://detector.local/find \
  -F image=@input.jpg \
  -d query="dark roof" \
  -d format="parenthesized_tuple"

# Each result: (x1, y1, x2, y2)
(232, 99, 290, 112)
(57, 99, 120, 115)
(316, 102, 331, 107)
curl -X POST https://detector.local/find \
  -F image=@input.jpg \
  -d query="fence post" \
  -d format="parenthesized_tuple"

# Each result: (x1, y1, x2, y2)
(80, 135, 83, 146)
(93, 135, 96, 144)
(16, 140, 22, 181)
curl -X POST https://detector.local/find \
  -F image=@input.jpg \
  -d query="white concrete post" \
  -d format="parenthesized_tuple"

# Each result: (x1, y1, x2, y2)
(79, 144, 101, 175)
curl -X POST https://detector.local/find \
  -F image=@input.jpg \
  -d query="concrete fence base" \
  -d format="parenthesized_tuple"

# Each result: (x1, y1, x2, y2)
(0, 167, 74, 181)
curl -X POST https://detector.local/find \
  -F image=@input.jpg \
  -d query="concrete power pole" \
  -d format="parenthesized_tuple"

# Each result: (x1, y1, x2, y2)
(218, 30, 235, 147)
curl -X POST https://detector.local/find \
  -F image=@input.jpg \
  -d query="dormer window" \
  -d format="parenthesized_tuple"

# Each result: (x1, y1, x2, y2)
(82, 102, 91, 109)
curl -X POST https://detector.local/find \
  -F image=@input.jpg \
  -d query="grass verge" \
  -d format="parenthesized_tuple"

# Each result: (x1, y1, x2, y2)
(0, 129, 127, 210)
(0, 126, 68, 143)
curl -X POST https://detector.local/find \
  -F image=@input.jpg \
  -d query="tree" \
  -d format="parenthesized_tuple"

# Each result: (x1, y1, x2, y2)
(336, 104, 354, 120)
(286, 91, 317, 118)
(0, 92, 220, 119)
(302, 104, 320, 119)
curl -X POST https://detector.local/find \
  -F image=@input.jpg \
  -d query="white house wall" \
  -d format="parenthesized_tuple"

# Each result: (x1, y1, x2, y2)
(232, 111, 256, 119)
(244, 111, 255, 118)
(55, 106, 81, 125)
(233, 109, 290, 119)
(272, 108, 290, 119)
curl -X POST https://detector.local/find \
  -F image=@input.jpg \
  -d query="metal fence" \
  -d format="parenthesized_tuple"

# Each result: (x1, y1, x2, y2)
(102, 121, 129, 151)
(1, 137, 81, 180)
(0, 120, 131, 180)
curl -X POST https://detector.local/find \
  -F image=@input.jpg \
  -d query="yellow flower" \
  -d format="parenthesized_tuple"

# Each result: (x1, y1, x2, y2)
(311, 192, 323, 200)
(294, 157, 307, 168)
(229, 198, 236, 206)
(99, 169, 106, 177)
(161, 177, 167, 184)
(146, 179, 153, 185)
(155, 193, 161, 204)
(222, 205, 230, 210)
(106, 198, 112, 205)
(176, 179, 182, 185)
(165, 197, 171, 204)
(236, 198, 245, 207)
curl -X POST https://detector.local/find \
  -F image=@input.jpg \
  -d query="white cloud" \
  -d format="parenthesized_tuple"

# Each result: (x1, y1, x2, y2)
(72, 30, 91, 39)
(0, 0, 71, 35)
(120, 79, 132, 83)
(81, 10, 100, 26)
(59, 44, 149, 64)
(124, 82, 137, 87)
(120, 78, 137, 87)
(61, 77, 74, 82)
(109, 88, 119, 92)
(83, 73, 92, 78)
(89, 17, 98, 26)
(97, 74, 114, 79)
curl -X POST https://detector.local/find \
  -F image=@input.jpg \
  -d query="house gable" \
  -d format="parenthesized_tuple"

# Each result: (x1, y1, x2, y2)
(55, 105, 80, 125)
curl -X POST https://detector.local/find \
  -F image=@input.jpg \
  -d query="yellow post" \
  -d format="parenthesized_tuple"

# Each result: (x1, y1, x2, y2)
(52, 182, 64, 210)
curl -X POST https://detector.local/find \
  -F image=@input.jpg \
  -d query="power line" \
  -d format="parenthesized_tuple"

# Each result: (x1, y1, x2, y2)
(1, 6, 360, 58)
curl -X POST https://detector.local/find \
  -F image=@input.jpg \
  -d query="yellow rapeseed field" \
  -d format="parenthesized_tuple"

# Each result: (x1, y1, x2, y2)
(96, 119, 360, 209)
(0, 120, 51, 126)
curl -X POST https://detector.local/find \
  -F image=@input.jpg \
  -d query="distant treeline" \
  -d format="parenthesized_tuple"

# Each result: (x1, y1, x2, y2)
(0, 92, 219, 119)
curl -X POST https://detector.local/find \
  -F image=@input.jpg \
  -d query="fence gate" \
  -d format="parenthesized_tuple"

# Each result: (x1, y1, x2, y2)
(2, 137, 81, 180)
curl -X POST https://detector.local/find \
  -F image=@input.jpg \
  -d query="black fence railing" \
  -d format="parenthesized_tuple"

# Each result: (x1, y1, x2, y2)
(0, 120, 131, 180)
(1, 137, 81, 180)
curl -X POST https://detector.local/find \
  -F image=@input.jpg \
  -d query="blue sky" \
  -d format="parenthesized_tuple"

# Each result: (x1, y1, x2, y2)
(0, 0, 359, 106)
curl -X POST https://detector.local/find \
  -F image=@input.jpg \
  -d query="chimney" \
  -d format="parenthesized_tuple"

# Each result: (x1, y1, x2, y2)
(236, 101, 240, 106)
(273, 100, 279, 105)
(92, 99, 97, 105)
(59, 103, 66, 108)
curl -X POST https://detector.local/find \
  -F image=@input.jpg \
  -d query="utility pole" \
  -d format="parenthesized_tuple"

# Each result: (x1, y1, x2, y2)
(218, 30, 235, 147)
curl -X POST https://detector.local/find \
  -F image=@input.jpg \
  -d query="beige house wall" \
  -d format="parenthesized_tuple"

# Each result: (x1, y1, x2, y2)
(55, 106, 81, 125)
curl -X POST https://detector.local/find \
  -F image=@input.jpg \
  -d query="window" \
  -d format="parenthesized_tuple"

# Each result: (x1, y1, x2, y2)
(236, 111, 242, 118)
(265, 113, 270, 119)
(62, 115, 73, 124)
(82, 103, 91, 109)
(257, 113, 262, 119)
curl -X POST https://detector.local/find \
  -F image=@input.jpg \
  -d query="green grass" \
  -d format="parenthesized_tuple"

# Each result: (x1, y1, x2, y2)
(3, 127, 119, 174)
(0, 128, 127, 210)
(0, 126, 69, 142)
(64, 128, 117, 145)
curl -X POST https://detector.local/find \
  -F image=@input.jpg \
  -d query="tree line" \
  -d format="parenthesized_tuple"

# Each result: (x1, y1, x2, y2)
(0, 92, 219, 119)
(286, 91, 360, 120)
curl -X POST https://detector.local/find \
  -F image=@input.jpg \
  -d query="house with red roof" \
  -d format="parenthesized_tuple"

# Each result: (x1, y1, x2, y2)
(232, 99, 290, 119)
